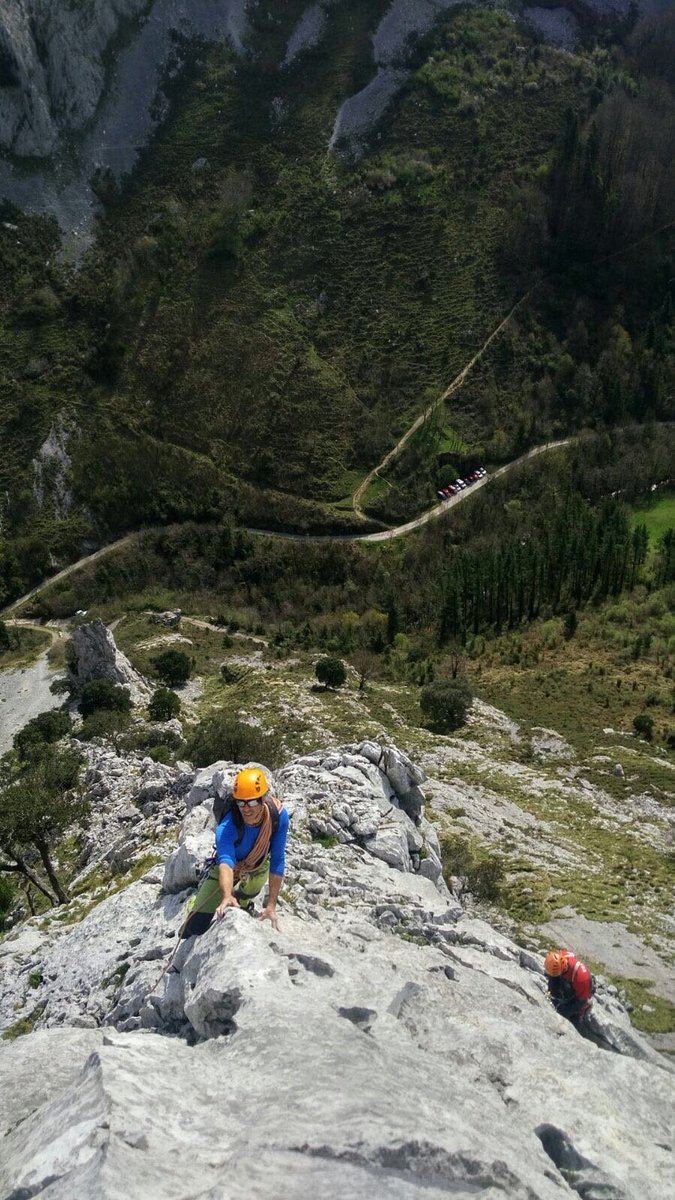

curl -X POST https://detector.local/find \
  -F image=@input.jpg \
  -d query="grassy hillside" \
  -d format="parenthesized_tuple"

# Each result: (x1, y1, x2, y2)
(2, 2, 673, 604)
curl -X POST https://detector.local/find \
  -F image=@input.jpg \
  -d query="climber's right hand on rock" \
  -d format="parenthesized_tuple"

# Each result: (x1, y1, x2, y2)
(215, 896, 240, 919)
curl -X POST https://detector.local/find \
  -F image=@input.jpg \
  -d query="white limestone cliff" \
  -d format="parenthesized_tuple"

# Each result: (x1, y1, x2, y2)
(0, 741, 672, 1198)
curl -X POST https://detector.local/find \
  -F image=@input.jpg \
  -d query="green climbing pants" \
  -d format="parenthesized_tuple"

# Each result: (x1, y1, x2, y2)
(181, 856, 271, 938)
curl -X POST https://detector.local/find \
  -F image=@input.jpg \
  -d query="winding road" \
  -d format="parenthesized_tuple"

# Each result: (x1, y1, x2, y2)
(1, 435, 575, 618)
(3, 211, 667, 619)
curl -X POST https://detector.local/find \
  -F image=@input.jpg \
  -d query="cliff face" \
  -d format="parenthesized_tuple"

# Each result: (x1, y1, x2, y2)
(0, 0, 150, 157)
(0, 744, 672, 1199)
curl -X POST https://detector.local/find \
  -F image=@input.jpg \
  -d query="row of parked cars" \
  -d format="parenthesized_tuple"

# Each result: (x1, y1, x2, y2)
(437, 467, 487, 501)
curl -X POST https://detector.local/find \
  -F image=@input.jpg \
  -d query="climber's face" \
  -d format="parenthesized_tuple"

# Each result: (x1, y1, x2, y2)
(237, 798, 265, 826)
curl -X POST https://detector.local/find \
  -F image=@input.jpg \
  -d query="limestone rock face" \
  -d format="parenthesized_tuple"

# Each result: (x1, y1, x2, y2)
(0, 0, 149, 157)
(0, 739, 672, 1198)
(69, 618, 149, 701)
(165, 742, 444, 891)
(1, 900, 672, 1198)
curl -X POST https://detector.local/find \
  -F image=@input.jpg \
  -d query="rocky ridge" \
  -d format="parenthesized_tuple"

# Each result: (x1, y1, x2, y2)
(0, 738, 673, 1199)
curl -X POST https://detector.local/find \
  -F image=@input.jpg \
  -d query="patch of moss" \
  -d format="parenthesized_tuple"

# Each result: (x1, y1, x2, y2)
(101, 960, 130, 990)
(2, 1002, 46, 1040)
(605, 974, 675, 1035)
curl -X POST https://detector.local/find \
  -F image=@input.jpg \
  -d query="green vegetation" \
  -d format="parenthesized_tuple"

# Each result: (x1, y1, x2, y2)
(602, 975, 675, 1035)
(0, 748, 86, 906)
(633, 492, 675, 545)
(78, 679, 132, 717)
(76, 708, 132, 745)
(14, 710, 72, 760)
(185, 711, 281, 769)
(0, 625, 52, 669)
(0, 874, 14, 922)
(148, 686, 181, 721)
(633, 713, 654, 742)
(152, 649, 191, 686)
(440, 832, 505, 902)
(315, 657, 347, 690)
(2, 1003, 46, 1041)
(101, 961, 130, 990)
(420, 678, 473, 732)
(2, 4, 673, 606)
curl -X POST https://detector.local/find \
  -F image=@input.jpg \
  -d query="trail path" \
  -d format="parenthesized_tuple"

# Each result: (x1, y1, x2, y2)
(352, 217, 675, 521)
(2, 537, 138, 618)
(3, 216, 672, 618)
(351, 285, 541, 519)
(0, 433, 626, 616)
(0, 622, 67, 754)
(351, 438, 571, 541)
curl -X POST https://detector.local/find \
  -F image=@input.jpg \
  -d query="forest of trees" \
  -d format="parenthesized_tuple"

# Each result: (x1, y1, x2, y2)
(436, 499, 648, 643)
(25, 428, 672, 662)
(0, 6, 673, 613)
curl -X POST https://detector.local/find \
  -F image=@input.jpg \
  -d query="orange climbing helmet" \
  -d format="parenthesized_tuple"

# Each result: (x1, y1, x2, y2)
(544, 950, 571, 977)
(233, 767, 268, 802)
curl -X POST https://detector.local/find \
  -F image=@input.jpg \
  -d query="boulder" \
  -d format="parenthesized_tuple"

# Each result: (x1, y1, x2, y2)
(162, 803, 214, 894)
(150, 610, 182, 628)
(69, 619, 148, 701)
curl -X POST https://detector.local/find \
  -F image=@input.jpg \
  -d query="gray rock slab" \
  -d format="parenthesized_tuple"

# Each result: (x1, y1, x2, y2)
(70, 618, 149, 701)
(4, 906, 672, 1199)
(0, 1027, 104, 1135)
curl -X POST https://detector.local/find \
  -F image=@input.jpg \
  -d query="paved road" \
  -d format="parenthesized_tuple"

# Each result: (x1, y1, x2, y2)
(0, 436, 577, 615)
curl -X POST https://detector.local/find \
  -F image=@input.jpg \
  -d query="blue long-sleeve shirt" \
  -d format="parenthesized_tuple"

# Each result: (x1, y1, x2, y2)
(215, 807, 289, 876)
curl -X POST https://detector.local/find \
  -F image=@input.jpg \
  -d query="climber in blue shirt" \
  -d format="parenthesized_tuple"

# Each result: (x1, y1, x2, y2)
(181, 768, 289, 938)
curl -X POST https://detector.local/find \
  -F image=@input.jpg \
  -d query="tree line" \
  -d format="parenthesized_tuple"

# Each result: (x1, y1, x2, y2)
(436, 498, 648, 643)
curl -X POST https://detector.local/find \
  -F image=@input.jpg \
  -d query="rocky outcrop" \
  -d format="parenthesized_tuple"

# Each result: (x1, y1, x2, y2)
(162, 742, 444, 895)
(149, 609, 182, 628)
(32, 419, 73, 517)
(69, 618, 149, 702)
(330, 0, 465, 153)
(0, 739, 672, 1198)
(0, 0, 149, 157)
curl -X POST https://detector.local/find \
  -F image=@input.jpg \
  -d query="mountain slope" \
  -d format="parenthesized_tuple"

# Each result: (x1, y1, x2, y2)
(0, 742, 672, 1199)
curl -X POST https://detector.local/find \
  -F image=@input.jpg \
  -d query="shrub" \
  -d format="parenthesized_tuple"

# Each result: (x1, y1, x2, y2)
(76, 710, 132, 744)
(633, 713, 654, 742)
(420, 678, 473, 731)
(0, 876, 14, 923)
(440, 833, 504, 902)
(0, 747, 85, 906)
(0, 620, 10, 654)
(148, 687, 181, 722)
(152, 649, 191, 686)
(147, 745, 173, 765)
(315, 657, 346, 690)
(564, 611, 578, 640)
(118, 723, 184, 756)
(79, 679, 132, 717)
(14, 710, 72, 759)
(185, 712, 281, 769)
